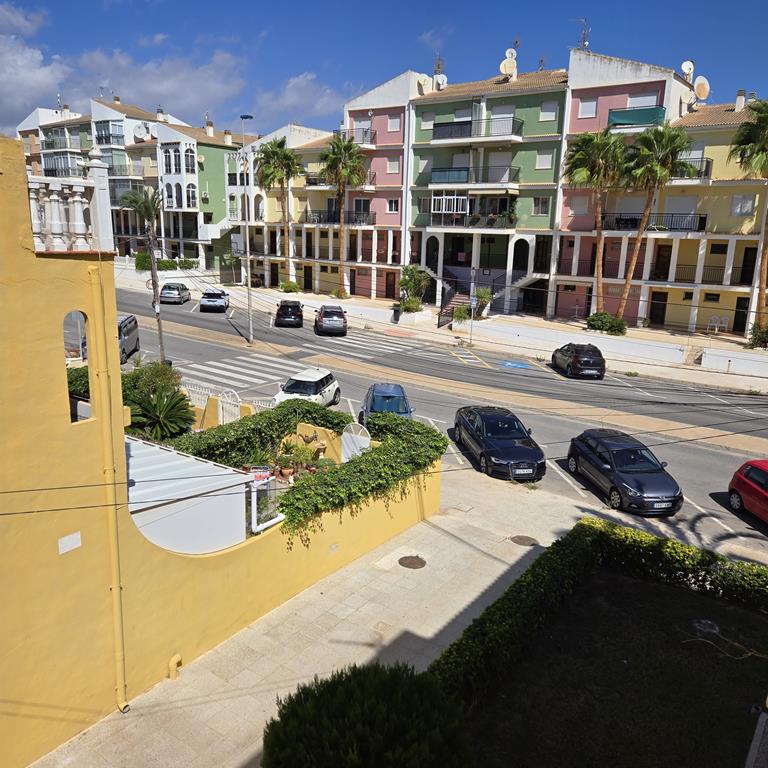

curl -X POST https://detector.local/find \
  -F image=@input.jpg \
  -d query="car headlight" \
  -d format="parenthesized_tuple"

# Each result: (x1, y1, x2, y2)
(490, 456, 506, 464)
(621, 483, 641, 497)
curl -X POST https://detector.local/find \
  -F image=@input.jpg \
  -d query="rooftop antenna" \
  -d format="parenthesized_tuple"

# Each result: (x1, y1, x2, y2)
(573, 18, 590, 49)
(513, 38, 521, 51)
(98, 85, 105, 99)
(433, 52, 445, 76)
(538, 57, 546, 71)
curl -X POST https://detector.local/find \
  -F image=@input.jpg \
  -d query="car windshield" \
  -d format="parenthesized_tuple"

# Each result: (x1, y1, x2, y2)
(162, 286, 179, 292)
(281, 305, 299, 314)
(482, 416, 528, 439)
(202, 292, 222, 299)
(611, 447, 663, 473)
(283, 378, 319, 395)
(575, 346, 601, 356)
(323, 311, 344, 319)
(371, 394, 409, 414)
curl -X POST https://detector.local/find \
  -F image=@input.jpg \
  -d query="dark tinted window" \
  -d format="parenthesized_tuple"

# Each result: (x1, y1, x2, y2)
(202, 292, 223, 299)
(582, 435, 598, 452)
(372, 394, 409, 414)
(574, 345, 602, 357)
(481, 415, 527, 439)
(611, 447, 663, 472)
(745, 465, 768, 490)
(323, 310, 344, 319)
(283, 378, 320, 395)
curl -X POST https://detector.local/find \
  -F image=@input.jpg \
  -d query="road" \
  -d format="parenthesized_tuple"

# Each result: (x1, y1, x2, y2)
(116, 286, 768, 562)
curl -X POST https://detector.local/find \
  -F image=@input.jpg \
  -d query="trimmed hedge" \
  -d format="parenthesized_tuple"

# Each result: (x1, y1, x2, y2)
(261, 663, 473, 768)
(586, 311, 627, 335)
(134, 251, 178, 271)
(67, 362, 182, 404)
(429, 517, 768, 701)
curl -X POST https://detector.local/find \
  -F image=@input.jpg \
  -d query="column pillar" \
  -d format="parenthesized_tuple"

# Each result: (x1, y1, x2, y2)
(546, 234, 560, 318)
(314, 228, 321, 260)
(694, 238, 707, 284)
(371, 229, 378, 265)
(617, 236, 629, 280)
(300, 228, 307, 261)
(356, 229, 362, 262)
(526, 235, 535, 274)
(504, 235, 516, 313)
(420, 232, 427, 268)
(370, 266, 377, 299)
(435, 234, 445, 305)
(668, 238, 680, 282)
(387, 229, 394, 264)
(197, 243, 206, 270)
(641, 238, 654, 281)
(724, 239, 736, 286)
(327, 228, 333, 260)
(85, 146, 114, 252)
(313, 263, 320, 293)
(688, 287, 702, 333)
(637, 284, 651, 327)
(262, 224, 268, 255)
(48, 185, 66, 251)
(570, 234, 581, 276)
(69, 186, 89, 251)
(29, 185, 44, 251)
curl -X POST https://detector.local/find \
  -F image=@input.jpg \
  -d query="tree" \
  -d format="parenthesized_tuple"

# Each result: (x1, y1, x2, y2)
(729, 100, 768, 328)
(563, 129, 626, 313)
(399, 264, 431, 301)
(128, 386, 195, 441)
(319, 134, 367, 292)
(254, 138, 304, 272)
(120, 188, 166, 362)
(615, 125, 695, 321)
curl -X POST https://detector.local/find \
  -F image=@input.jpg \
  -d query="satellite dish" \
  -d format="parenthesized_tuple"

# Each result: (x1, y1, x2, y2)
(694, 76, 710, 101)
(149, 124, 158, 138)
(417, 75, 431, 95)
(505, 48, 517, 60)
(434, 73, 447, 90)
(681, 60, 694, 76)
(500, 48, 518, 78)
(133, 123, 148, 141)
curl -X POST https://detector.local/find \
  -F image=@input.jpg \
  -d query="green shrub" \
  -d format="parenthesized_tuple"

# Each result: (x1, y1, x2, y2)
(747, 323, 768, 349)
(399, 264, 431, 301)
(128, 386, 195, 440)
(330, 287, 348, 299)
(474, 286, 492, 315)
(66, 366, 90, 399)
(156, 258, 177, 270)
(133, 251, 151, 271)
(452, 304, 470, 324)
(135, 252, 178, 271)
(177, 258, 197, 270)
(262, 663, 473, 768)
(586, 311, 627, 336)
(67, 361, 182, 405)
(279, 280, 301, 293)
(400, 296, 423, 313)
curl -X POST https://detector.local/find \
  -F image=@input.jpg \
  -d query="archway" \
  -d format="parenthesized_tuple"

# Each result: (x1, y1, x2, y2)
(512, 238, 529, 272)
(425, 235, 439, 271)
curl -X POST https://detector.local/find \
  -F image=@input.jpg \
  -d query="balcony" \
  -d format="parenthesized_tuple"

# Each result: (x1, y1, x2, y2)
(430, 166, 521, 185)
(430, 117, 524, 142)
(43, 136, 81, 150)
(429, 212, 515, 229)
(602, 212, 707, 232)
(108, 163, 144, 177)
(672, 265, 726, 284)
(674, 156, 714, 179)
(607, 106, 666, 130)
(96, 133, 125, 146)
(303, 211, 376, 225)
(43, 166, 86, 178)
(305, 171, 376, 188)
(334, 127, 377, 146)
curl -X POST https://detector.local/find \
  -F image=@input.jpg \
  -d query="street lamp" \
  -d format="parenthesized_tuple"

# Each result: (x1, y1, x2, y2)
(240, 114, 254, 344)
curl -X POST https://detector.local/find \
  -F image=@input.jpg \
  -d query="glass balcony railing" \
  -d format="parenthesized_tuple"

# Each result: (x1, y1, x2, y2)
(429, 212, 515, 228)
(430, 166, 521, 184)
(431, 116, 524, 141)
(607, 106, 666, 128)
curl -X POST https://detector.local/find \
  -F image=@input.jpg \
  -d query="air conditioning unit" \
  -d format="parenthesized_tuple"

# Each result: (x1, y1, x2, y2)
(197, 154, 205, 163)
(201, 191, 209, 201)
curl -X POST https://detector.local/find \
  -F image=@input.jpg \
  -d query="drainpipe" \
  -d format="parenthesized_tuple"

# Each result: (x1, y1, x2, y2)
(88, 265, 130, 714)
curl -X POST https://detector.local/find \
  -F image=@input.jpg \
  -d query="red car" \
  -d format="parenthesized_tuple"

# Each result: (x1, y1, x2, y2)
(728, 460, 768, 523)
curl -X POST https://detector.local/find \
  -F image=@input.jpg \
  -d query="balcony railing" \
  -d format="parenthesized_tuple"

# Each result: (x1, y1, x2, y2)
(43, 136, 81, 150)
(43, 166, 86, 178)
(96, 133, 125, 146)
(674, 156, 714, 179)
(672, 265, 726, 284)
(431, 116, 524, 141)
(430, 165, 521, 184)
(429, 212, 514, 228)
(607, 105, 666, 128)
(305, 170, 376, 187)
(303, 211, 376, 225)
(108, 163, 144, 177)
(602, 212, 707, 232)
(334, 127, 377, 145)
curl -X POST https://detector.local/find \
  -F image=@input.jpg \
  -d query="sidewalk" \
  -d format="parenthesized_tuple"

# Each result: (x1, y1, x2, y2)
(31, 471, 595, 768)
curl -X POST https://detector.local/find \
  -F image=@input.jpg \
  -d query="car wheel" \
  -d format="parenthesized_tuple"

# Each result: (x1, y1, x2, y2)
(120, 349, 127, 365)
(567, 455, 579, 475)
(566, 365, 574, 378)
(455, 425, 463, 447)
(480, 455, 491, 476)
(331, 388, 341, 406)
(551, 355, 557, 368)
(729, 491, 744, 512)
(597, 373, 605, 380)
(608, 488, 623, 511)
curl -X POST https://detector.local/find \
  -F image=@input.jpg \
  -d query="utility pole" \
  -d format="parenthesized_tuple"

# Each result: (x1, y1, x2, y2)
(240, 114, 254, 344)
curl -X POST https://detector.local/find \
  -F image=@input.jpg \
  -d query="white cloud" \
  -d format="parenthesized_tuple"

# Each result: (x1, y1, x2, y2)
(138, 32, 169, 47)
(418, 27, 452, 51)
(0, 2, 45, 36)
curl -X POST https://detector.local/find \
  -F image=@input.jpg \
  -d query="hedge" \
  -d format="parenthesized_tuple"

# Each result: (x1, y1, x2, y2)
(429, 517, 768, 701)
(261, 663, 472, 768)
(586, 311, 627, 335)
(67, 362, 182, 404)
(133, 252, 179, 271)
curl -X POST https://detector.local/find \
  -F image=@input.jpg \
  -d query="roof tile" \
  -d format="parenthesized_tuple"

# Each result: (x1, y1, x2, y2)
(414, 69, 568, 102)
(673, 103, 758, 129)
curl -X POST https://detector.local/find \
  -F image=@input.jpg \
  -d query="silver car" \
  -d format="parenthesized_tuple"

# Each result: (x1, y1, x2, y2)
(159, 283, 191, 304)
(200, 290, 230, 312)
(314, 305, 347, 336)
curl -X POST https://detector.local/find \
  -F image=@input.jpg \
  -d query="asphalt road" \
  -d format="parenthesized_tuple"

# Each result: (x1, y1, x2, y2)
(118, 291, 768, 563)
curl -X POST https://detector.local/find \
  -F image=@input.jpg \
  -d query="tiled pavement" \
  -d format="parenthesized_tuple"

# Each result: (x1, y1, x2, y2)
(31, 472, 596, 768)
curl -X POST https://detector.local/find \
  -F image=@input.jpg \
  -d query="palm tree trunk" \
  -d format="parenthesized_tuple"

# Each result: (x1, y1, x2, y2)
(615, 190, 654, 321)
(147, 226, 166, 363)
(594, 190, 604, 314)
(756, 221, 768, 329)
(338, 190, 346, 293)
(281, 182, 290, 271)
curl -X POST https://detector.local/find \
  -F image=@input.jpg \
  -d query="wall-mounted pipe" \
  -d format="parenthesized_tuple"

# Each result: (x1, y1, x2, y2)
(168, 654, 182, 680)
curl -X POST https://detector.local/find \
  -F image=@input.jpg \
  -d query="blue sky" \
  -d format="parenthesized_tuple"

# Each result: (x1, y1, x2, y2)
(2, 0, 766, 136)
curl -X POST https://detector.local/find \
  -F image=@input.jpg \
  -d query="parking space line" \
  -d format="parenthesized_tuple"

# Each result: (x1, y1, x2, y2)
(686, 497, 735, 533)
(345, 397, 357, 418)
(464, 349, 492, 368)
(605, 372, 665, 400)
(189, 302, 199, 313)
(547, 459, 586, 497)
(446, 443, 465, 465)
(528, 358, 560, 378)
(228, 309, 235, 319)
(449, 350, 470, 365)
(414, 414, 447, 424)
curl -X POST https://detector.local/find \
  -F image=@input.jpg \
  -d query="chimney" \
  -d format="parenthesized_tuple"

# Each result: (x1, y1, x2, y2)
(223, 129, 232, 146)
(748, 91, 757, 103)
(113, 94, 121, 104)
(735, 90, 746, 112)
(156, 105, 165, 122)
(61, 104, 70, 120)
(205, 119, 214, 138)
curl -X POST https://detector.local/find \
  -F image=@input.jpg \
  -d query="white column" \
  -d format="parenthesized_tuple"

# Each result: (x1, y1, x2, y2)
(617, 236, 629, 280)
(420, 233, 427, 268)
(637, 284, 650, 326)
(370, 267, 377, 299)
(356, 229, 362, 262)
(327, 229, 333, 260)
(504, 236, 516, 313)
(546, 234, 560, 318)
(387, 229, 394, 265)
(28, 185, 44, 252)
(197, 243, 206, 270)
(262, 224, 268, 255)
(471, 233, 481, 272)
(641, 238, 654, 281)
(313, 263, 320, 293)
(314, 229, 321, 260)
(342, 265, 350, 293)
(570, 234, 581, 276)
(275, 227, 281, 259)
(724, 239, 736, 285)
(85, 147, 115, 252)
(688, 287, 702, 332)
(69, 187, 89, 251)
(526, 235, 535, 274)
(668, 238, 680, 282)
(694, 238, 707, 284)
(589, 290, 598, 315)
(371, 229, 378, 265)
(47, 186, 66, 251)
(301, 228, 307, 261)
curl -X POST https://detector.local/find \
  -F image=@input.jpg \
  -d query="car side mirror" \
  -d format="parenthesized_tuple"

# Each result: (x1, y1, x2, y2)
(527, 427, 533, 434)
(661, 461, 668, 468)
(410, 407, 415, 413)
(602, 463, 611, 470)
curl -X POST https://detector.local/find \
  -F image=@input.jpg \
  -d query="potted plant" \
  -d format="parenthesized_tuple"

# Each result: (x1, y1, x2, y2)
(291, 444, 316, 473)
(277, 454, 295, 480)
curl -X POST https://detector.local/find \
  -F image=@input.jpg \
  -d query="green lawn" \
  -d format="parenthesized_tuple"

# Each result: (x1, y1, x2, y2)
(468, 571, 768, 768)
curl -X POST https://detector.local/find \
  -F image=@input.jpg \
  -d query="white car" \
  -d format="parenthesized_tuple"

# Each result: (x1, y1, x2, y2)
(200, 290, 230, 312)
(274, 367, 341, 407)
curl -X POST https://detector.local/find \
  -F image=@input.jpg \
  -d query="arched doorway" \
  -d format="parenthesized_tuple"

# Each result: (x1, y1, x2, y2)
(512, 239, 529, 272)
(425, 236, 439, 272)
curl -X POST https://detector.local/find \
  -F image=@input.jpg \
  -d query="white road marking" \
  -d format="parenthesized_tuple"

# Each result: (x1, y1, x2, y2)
(183, 364, 267, 386)
(228, 309, 235, 319)
(605, 373, 665, 400)
(269, 315, 274, 328)
(189, 302, 199, 313)
(686, 497, 735, 533)
(345, 397, 357, 417)
(446, 443, 465, 465)
(415, 414, 447, 424)
(704, 393, 732, 405)
(547, 459, 586, 497)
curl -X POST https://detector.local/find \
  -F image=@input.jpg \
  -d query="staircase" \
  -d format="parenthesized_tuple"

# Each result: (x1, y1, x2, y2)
(490, 270, 549, 313)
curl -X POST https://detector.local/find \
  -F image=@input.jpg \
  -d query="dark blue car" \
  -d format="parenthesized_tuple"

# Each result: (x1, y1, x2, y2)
(358, 383, 413, 426)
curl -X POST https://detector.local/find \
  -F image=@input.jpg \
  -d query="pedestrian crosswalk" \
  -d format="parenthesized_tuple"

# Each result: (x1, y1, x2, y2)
(178, 353, 307, 392)
(299, 332, 426, 362)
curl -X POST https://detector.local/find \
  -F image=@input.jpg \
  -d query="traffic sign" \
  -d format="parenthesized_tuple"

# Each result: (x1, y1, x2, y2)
(470, 296, 477, 309)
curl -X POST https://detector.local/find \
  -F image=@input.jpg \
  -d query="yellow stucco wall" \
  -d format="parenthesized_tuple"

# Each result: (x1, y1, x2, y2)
(657, 186, 765, 235)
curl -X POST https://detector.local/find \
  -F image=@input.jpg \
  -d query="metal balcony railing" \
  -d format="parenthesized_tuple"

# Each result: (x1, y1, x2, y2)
(672, 265, 726, 284)
(429, 212, 514, 228)
(430, 166, 521, 184)
(607, 105, 666, 128)
(334, 127, 377, 145)
(674, 156, 714, 179)
(43, 136, 81, 150)
(96, 133, 125, 146)
(305, 170, 376, 187)
(303, 211, 376, 225)
(43, 166, 86, 178)
(602, 212, 707, 232)
(108, 163, 143, 177)
(431, 116, 524, 141)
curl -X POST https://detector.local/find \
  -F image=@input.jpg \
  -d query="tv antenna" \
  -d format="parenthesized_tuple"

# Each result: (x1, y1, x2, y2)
(98, 85, 105, 98)
(573, 18, 590, 49)
(513, 38, 521, 51)
(538, 57, 546, 71)
(56, 92, 62, 109)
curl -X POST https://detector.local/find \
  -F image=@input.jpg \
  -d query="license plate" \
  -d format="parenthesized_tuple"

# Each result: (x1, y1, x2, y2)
(582, 369, 598, 375)
(653, 502, 672, 509)
(513, 468, 534, 475)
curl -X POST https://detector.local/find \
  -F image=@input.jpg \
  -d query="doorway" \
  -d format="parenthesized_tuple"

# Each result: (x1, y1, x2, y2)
(270, 262, 279, 287)
(348, 232, 357, 261)
(738, 248, 757, 285)
(512, 239, 529, 272)
(733, 296, 750, 334)
(303, 265, 313, 291)
(652, 245, 672, 280)
(269, 230, 277, 254)
(306, 231, 313, 258)
(648, 291, 668, 325)
(349, 269, 357, 295)
(385, 271, 396, 299)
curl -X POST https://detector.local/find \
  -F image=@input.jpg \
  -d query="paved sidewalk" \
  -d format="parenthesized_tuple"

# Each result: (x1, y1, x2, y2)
(31, 472, 596, 768)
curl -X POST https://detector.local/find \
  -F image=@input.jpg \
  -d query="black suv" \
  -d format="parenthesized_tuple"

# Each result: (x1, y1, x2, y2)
(275, 300, 303, 328)
(551, 343, 605, 379)
(567, 428, 683, 515)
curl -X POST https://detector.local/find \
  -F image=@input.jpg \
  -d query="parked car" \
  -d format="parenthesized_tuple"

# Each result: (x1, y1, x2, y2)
(117, 313, 140, 364)
(159, 283, 191, 304)
(454, 406, 546, 480)
(200, 289, 229, 312)
(567, 428, 683, 515)
(358, 383, 413, 426)
(728, 460, 768, 523)
(551, 343, 605, 379)
(314, 305, 347, 336)
(273, 367, 341, 407)
(275, 300, 303, 328)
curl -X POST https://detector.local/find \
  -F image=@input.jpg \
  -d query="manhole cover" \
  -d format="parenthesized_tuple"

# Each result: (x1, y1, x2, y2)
(398, 555, 426, 569)
(508, 535, 539, 547)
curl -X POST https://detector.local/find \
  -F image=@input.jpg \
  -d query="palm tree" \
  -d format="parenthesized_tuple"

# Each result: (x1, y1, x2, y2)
(615, 125, 695, 320)
(319, 134, 367, 292)
(563, 129, 626, 314)
(729, 100, 768, 329)
(120, 188, 166, 362)
(254, 138, 303, 273)
(128, 386, 195, 440)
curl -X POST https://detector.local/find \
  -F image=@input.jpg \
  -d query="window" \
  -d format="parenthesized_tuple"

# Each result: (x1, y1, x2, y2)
(186, 183, 197, 208)
(578, 97, 597, 119)
(533, 197, 551, 216)
(745, 465, 768, 490)
(387, 199, 399, 213)
(709, 243, 728, 255)
(570, 196, 589, 216)
(454, 108, 471, 121)
(421, 112, 435, 129)
(174, 183, 182, 208)
(172, 147, 181, 173)
(703, 293, 720, 303)
(387, 157, 400, 174)
(165, 183, 174, 207)
(353, 198, 370, 214)
(418, 197, 431, 213)
(63, 311, 90, 422)
(627, 93, 658, 108)
(540, 101, 558, 122)
(203, 212, 213, 224)
(184, 148, 196, 174)
(320, 265, 328, 272)
(683, 291, 693, 301)
(563, 285, 576, 292)
(731, 194, 756, 216)
(388, 114, 401, 132)
(535, 149, 553, 170)
(163, 149, 172, 174)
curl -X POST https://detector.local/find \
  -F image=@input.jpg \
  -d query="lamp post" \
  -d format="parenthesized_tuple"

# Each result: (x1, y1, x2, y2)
(240, 114, 254, 344)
